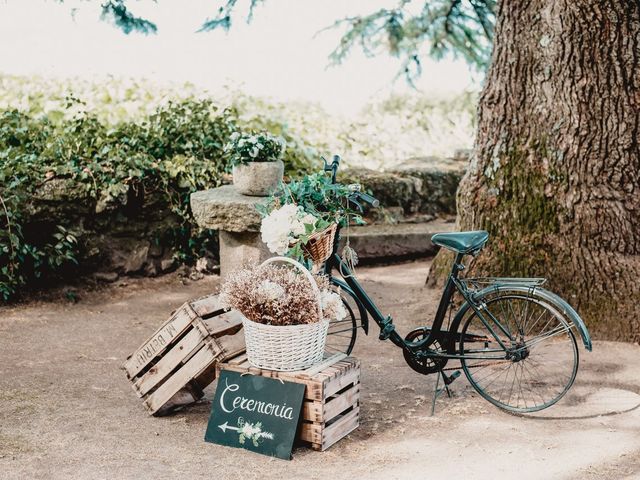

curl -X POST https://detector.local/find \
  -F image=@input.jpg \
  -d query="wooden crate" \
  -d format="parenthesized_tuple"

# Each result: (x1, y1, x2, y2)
(219, 354, 360, 451)
(123, 294, 246, 416)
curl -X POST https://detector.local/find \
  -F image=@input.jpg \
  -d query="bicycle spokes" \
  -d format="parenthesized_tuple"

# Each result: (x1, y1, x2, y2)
(324, 286, 360, 355)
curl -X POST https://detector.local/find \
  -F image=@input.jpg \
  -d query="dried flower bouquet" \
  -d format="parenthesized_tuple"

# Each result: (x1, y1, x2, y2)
(220, 263, 346, 326)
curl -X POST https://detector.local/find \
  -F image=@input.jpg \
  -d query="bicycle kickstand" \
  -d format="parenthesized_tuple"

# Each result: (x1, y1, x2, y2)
(430, 369, 461, 416)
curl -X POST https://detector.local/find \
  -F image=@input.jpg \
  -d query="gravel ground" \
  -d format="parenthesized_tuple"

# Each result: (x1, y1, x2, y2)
(1, 260, 639, 480)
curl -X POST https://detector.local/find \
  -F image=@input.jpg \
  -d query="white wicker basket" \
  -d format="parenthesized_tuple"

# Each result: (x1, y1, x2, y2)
(242, 256, 329, 372)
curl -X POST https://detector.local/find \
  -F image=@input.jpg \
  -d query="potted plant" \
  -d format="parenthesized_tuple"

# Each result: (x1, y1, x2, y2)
(257, 172, 363, 264)
(220, 256, 347, 371)
(225, 130, 285, 196)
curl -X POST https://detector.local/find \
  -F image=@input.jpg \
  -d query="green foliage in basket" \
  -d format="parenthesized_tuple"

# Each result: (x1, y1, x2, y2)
(258, 171, 363, 225)
(256, 171, 364, 260)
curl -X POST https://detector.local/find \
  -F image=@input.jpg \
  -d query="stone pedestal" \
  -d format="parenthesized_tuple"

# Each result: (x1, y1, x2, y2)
(218, 231, 272, 279)
(190, 185, 272, 279)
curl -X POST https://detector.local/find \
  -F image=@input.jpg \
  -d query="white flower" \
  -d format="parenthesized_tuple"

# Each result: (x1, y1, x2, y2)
(260, 204, 319, 255)
(320, 290, 347, 320)
(230, 131, 240, 141)
(250, 147, 259, 158)
(260, 204, 300, 255)
(241, 423, 259, 437)
(255, 280, 285, 303)
(300, 213, 317, 227)
(290, 219, 305, 236)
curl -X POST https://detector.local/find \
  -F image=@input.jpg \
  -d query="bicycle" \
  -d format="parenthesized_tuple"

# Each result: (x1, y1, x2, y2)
(320, 155, 593, 413)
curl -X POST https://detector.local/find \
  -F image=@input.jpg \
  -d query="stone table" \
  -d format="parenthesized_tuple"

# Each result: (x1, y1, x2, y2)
(190, 185, 272, 279)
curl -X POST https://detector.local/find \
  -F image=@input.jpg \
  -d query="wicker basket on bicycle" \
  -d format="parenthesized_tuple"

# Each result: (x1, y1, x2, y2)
(300, 223, 337, 265)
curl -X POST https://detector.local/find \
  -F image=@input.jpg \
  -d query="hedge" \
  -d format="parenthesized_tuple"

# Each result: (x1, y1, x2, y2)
(0, 98, 315, 301)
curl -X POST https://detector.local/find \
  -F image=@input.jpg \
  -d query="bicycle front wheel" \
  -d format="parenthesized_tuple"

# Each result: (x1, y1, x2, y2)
(324, 282, 362, 355)
(459, 292, 579, 413)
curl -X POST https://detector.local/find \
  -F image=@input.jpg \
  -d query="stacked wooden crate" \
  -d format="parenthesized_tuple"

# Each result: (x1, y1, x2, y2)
(219, 354, 360, 451)
(123, 294, 246, 415)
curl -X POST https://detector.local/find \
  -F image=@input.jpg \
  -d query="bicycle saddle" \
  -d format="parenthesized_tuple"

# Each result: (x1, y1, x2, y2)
(431, 230, 489, 254)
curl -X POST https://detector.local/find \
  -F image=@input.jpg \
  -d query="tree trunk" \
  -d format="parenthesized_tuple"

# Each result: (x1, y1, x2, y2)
(430, 1, 640, 341)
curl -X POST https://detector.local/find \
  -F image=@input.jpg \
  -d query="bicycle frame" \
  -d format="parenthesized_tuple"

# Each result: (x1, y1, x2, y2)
(324, 232, 509, 359)
(325, 240, 594, 361)
(321, 157, 497, 358)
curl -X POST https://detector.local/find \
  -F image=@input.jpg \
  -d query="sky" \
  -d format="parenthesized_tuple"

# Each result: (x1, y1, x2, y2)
(0, 0, 479, 114)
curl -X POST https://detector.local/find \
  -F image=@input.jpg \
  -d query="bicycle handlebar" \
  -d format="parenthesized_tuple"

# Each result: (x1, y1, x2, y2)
(323, 154, 379, 208)
(323, 154, 341, 183)
(347, 190, 380, 211)
(355, 191, 380, 208)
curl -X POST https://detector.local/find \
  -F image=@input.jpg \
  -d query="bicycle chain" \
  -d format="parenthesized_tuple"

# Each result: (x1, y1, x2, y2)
(441, 359, 510, 372)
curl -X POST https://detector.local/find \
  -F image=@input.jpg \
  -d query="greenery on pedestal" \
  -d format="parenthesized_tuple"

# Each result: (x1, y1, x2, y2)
(224, 131, 285, 166)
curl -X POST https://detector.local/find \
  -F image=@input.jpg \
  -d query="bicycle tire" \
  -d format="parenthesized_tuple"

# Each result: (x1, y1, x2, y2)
(459, 291, 579, 413)
(324, 280, 363, 355)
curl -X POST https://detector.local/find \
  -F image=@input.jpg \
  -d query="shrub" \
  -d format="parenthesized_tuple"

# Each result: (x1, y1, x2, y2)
(0, 98, 315, 301)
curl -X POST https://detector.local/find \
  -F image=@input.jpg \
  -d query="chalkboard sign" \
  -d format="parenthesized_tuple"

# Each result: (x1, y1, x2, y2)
(204, 370, 306, 460)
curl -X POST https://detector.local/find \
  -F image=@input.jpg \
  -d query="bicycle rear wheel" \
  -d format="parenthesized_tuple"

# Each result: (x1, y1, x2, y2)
(459, 292, 579, 413)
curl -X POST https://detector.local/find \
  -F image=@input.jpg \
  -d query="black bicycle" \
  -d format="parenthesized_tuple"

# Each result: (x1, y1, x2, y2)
(321, 156, 592, 413)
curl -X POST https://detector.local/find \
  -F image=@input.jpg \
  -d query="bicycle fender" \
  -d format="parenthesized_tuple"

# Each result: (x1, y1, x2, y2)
(331, 277, 369, 335)
(451, 285, 592, 351)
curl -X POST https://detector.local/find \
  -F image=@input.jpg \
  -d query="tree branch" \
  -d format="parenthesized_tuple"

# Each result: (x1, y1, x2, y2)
(100, 0, 157, 35)
(54, 0, 496, 81)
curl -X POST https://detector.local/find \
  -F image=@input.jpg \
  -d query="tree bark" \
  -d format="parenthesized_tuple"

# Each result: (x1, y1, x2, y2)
(430, 1, 640, 341)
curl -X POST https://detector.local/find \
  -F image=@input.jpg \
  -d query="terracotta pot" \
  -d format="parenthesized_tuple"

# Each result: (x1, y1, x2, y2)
(232, 160, 284, 196)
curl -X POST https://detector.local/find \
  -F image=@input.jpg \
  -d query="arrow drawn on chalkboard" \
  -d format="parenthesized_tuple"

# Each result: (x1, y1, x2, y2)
(218, 422, 239, 433)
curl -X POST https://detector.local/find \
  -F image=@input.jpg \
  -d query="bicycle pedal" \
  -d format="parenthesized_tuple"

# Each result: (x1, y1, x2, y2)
(379, 317, 395, 340)
(442, 370, 461, 385)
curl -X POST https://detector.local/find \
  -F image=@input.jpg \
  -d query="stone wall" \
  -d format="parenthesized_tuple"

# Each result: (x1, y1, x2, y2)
(341, 155, 466, 223)
(29, 178, 186, 278)
(25, 155, 467, 279)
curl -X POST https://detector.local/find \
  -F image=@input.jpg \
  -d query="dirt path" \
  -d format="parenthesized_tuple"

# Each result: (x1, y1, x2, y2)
(1, 261, 639, 480)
